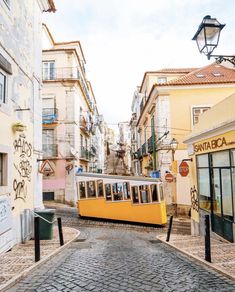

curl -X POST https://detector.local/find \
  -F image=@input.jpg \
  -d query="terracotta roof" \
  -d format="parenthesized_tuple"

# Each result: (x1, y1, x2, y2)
(153, 68, 198, 74)
(139, 68, 197, 92)
(158, 63, 235, 86)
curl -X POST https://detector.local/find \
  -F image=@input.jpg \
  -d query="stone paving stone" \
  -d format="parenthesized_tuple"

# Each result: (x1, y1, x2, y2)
(6, 205, 235, 291)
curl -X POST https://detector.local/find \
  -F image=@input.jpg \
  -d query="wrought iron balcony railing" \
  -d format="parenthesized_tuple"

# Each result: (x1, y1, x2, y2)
(80, 146, 89, 160)
(42, 67, 94, 109)
(42, 144, 58, 157)
(147, 136, 154, 153)
(42, 108, 58, 124)
(137, 148, 142, 159)
(142, 142, 147, 156)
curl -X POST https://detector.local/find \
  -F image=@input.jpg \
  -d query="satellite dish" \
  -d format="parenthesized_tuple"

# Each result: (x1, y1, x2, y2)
(70, 147, 77, 156)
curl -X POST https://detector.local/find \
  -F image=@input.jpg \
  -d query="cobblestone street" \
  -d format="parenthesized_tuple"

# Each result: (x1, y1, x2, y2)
(8, 206, 235, 292)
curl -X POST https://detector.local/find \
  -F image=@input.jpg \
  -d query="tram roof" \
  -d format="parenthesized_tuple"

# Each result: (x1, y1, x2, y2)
(76, 172, 161, 183)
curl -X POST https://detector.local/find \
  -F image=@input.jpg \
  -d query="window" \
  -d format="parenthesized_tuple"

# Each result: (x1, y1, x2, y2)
(157, 77, 167, 84)
(105, 184, 112, 201)
(0, 153, 3, 186)
(87, 181, 96, 197)
(192, 107, 210, 125)
(123, 182, 130, 200)
(0, 72, 6, 104)
(139, 185, 150, 203)
(42, 129, 56, 156)
(97, 180, 103, 197)
(132, 186, 139, 203)
(42, 61, 55, 80)
(151, 185, 159, 202)
(113, 182, 123, 201)
(79, 182, 86, 198)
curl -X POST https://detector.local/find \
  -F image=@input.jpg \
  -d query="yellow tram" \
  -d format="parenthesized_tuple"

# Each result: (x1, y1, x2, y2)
(76, 173, 167, 225)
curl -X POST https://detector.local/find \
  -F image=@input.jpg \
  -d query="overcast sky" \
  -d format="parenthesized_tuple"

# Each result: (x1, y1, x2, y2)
(43, 0, 235, 127)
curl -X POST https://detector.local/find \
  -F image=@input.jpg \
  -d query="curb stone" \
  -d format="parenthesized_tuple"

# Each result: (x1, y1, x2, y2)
(157, 235, 235, 283)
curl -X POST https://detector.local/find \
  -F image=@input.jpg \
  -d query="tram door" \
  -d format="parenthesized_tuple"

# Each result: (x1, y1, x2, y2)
(211, 167, 233, 242)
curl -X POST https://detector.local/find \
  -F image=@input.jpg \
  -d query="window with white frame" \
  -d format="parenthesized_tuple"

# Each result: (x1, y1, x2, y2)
(192, 107, 210, 125)
(42, 61, 55, 80)
(42, 129, 56, 156)
(0, 72, 6, 104)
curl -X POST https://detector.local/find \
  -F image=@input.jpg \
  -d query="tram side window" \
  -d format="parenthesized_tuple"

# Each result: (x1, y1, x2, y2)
(113, 182, 123, 201)
(105, 184, 112, 201)
(160, 185, 164, 201)
(140, 185, 150, 203)
(97, 180, 104, 197)
(79, 182, 86, 199)
(151, 185, 159, 202)
(87, 181, 96, 197)
(132, 186, 139, 203)
(123, 182, 131, 200)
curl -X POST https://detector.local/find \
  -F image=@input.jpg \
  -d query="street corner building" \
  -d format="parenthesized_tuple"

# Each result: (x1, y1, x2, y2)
(184, 94, 235, 242)
(130, 63, 235, 217)
(0, 0, 55, 254)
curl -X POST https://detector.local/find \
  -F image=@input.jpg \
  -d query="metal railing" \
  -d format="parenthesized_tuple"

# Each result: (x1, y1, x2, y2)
(42, 108, 58, 124)
(42, 67, 94, 109)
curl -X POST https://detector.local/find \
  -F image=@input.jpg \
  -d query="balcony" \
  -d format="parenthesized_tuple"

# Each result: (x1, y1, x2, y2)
(42, 144, 58, 157)
(137, 148, 142, 159)
(141, 142, 147, 156)
(42, 67, 94, 109)
(80, 147, 89, 161)
(147, 136, 154, 153)
(42, 108, 58, 124)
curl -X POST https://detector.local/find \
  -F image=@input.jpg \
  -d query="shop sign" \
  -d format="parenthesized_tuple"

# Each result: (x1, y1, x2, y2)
(179, 161, 189, 177)
(194, 137, 228, 153)
(165, 173, 174, 182)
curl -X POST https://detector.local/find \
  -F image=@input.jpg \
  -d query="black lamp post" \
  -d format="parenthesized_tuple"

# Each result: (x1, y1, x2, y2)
(192, 15, 235, 65)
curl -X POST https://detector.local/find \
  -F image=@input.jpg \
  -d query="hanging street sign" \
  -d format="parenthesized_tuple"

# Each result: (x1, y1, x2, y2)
(179, 161, 189, 177)
(39, 160, 54, 176)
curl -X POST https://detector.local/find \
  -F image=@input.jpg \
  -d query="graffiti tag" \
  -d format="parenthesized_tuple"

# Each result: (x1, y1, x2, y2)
(13, 133, 32, 158)
(13, 179, 27, 202)
(190, 186, 199, 212)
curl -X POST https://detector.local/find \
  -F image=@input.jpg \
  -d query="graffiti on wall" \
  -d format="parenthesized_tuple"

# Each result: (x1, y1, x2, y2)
(13, 133, 32, 201)
(190, 186, 199, 212)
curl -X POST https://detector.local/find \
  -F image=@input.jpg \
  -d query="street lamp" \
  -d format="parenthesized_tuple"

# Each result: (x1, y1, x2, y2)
(192, 15, 235, 65)
(170, 138, 178, 161)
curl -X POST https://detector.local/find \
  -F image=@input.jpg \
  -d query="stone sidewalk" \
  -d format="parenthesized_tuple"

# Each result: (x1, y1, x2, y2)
(0, 226, 79, 292)
(158, 233, 235, 281)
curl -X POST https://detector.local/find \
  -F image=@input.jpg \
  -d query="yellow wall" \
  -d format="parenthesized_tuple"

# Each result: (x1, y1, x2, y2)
(169, 87, 235, 144)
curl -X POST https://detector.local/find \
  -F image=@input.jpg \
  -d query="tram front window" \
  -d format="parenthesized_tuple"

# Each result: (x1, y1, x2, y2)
(140, 185, 150, 203)
(97, 180, 104, 197)
(87, 181, 96, 197)
(105, 184, 112, 201)
(79, 182, 86, 199)
(132, 186, 139, 203)
(151, 185, 159, 202)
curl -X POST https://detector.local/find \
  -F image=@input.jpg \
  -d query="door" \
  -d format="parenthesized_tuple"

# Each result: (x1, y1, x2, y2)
(211, 167, 233, 242)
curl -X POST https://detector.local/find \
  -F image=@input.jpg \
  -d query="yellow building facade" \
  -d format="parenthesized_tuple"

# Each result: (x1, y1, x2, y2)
(185, 94, 235, 242)
(134, 63, 235, 216)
